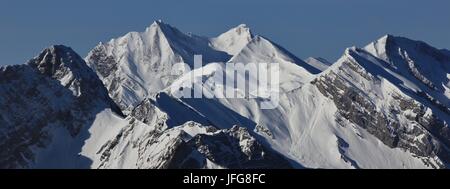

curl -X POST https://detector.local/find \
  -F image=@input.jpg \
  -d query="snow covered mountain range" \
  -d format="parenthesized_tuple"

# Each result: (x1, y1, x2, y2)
(1, 21, 450, 169)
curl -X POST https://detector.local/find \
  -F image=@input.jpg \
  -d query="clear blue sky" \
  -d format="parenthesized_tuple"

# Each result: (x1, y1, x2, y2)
(1, 0, 449, 65)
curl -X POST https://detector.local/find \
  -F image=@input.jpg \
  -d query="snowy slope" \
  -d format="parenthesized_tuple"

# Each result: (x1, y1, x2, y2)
(164, 34, 322, 138)
(92, 95, 292, 169)
(210, 24, 254, 55)
(85, 21, 254, 113)
(364, 35, 450, 111)
(160, 35, 450, 168)
(230, 36, 321, 73)
(304, 57, 332, 71)
(307, 45, 450, 168)
(93, 34, 450, 169)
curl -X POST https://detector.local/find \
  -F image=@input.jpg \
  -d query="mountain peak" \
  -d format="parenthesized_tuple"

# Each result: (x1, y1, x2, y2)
(151, 19, 168, 26)
(365, 34, 432, 54)
(232, 24, 252, 37)
(373, 34, 398, 43)
(147, 19, 175, 33)
(347, 35, 450, 113)
(42, 45, 76, 57)
(34, 44, 78, 61)
(233, 24, 252, 35)
(236, 23, 247, 27)
(210, 24, 254, 55)
(38, 45, 78, 59)
(29, 45, 88, 77)
(365, 34, 450, 64)
(381, 34, 394, 40)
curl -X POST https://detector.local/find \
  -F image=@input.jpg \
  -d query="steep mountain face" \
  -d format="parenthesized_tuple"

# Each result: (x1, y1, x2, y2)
(85, 21, 252, 113)
(304, 57, 332, 71)
(0, 45, 123, 168)
(310, 40, 450, 168)
(364, 35, 450, 112)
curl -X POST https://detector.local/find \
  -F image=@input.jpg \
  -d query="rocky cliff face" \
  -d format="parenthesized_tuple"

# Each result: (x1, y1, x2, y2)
(313, 46, 450, 168)
(0, 45, 122, 168)
(95, 96, 292, 169)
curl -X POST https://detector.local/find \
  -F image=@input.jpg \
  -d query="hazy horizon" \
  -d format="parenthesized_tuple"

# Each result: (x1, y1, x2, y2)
(1, 0, 449, 65)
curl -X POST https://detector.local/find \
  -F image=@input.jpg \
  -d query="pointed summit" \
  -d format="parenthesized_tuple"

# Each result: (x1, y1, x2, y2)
(335, 34, 450, 112)
(29, 45, 92, 79)
(210, 24, 254, 55)
(150, 19, 168, 27)
(364, 34, 446, 62)
(363, 34, 392, 60)
(225, 24, 253, 38)
(145, 19, 180, 36)
(150, 19, 173, 29)
(233, 24, 252, 36)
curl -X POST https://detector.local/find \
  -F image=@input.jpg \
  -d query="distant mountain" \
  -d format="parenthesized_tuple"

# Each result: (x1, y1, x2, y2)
(2, 21, 450, 169)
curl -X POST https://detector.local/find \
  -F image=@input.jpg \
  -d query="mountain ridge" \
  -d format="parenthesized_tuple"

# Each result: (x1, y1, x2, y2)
(1, 22, 450, 169)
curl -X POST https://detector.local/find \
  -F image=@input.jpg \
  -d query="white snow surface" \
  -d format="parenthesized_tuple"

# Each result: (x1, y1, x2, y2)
(85, 21, 255, 112)
(304, 57, 332, 71)
(32, 109, 126, 168)
(159, 34, 449, 168)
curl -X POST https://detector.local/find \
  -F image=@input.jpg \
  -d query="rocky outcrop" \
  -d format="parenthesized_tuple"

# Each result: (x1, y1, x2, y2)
(0, 45, 122, 168)
(313, 48, 450, 168)
(96, 119, 292, 169)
